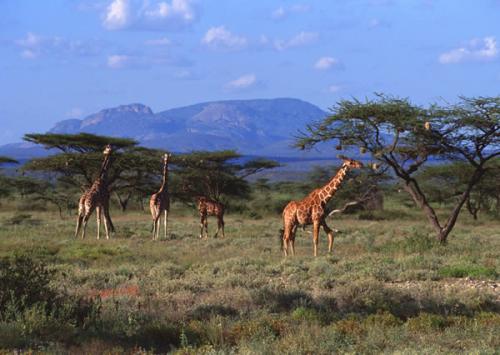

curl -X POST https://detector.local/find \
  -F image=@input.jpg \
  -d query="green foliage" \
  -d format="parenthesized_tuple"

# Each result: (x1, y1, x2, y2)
(0, 208, 498, 352)
(171, 150, 278, 202)
(296, 94, 500, 243)
(24, 132, 137, 153)
(439, 264, 498, 279)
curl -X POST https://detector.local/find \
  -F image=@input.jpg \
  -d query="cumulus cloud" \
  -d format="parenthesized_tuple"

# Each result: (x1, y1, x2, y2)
(202, 26, 247, 50)
(271, 4, 310, 20)
(103, 0, 130, 29)
(439, 36, 498, 64)
(102, 0, 197, 31)
(14, 32, 103, 59)
(107, 54, 130, 68)
(225, 74, 257, 90)
(274, 31, 318, 51)
(315, 56, 339, 70)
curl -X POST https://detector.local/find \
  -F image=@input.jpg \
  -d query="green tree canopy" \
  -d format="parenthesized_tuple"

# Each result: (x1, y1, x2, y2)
(0, 156, 18, 167)
(297, 94, 500, 243)
(22, 133, 166, 210)
(171, 150, 279, 203)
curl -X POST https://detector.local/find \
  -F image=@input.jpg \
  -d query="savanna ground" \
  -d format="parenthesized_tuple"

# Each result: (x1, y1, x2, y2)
(0, 197, 499, 354)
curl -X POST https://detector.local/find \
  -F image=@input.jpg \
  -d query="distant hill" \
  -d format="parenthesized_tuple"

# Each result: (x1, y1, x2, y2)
(44, 98, 328, 156)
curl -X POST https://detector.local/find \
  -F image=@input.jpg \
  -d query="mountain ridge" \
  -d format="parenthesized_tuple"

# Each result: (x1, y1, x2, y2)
(2, 98, 332, 159)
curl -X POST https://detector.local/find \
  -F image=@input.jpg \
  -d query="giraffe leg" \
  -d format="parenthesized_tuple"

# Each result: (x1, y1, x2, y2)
(156, 213, 161, 240)
(104, 205, 115, 234)
(96, 206, 101, 240)
(81, 212, 92, 240)
(220, 215, 225, 238)
(75, 213, 84, 239)
(103, 209, 111, 240)
(153, 216, 160, 241)
(322, 221, 335, 253)
(313, 221, 320, 257)
(290, 225, 297, 256)
(214, 215, 222, 238)
(283, 223, 292, 257)
(164, 209, 168, 240)
(204, 217, 209, 239)
(199, 214, 205, 239)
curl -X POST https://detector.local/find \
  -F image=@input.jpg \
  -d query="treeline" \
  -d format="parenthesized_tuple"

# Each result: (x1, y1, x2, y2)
(0, 133, 280, 216)
(1, 95, 499, 245)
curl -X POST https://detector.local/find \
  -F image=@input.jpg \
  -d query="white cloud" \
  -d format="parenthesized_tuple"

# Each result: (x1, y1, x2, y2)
(102, 0, 197, 31)
(14, 32, 103, 59)
(145, 37, 171, 46)
(103, 0, 130, 30)
(315, 56, 339, 70)
(202, 26, 247, 50)
(271, 7, 286, 19)
(271, 4, 310, 20)
(225, 74, 257, 90)
(274, 31, 318, 51)
(107, 54, 130, 68)
(328, 85, 342, 93)
(439, 36, 498, 64)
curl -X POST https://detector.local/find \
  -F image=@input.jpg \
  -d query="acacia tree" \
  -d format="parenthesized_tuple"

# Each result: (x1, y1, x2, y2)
(0, 156, 18, 199)
(22, 133, 165, 211)
(297, 95, 499, 244)
(419, 159, 500, 219)
(171, 150, 280, 203)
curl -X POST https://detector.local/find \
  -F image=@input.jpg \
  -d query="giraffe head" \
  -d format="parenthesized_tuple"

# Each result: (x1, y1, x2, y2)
(103, 144, 112, 156)
(163, 153, 171, 164)
(338, 155, 363, 169)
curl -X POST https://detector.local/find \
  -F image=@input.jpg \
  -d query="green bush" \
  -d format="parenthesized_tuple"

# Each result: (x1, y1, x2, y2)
(438, 264, 498, 279)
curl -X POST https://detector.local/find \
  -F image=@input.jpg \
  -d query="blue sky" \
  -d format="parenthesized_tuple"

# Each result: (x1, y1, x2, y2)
(0, 0, 499, 144)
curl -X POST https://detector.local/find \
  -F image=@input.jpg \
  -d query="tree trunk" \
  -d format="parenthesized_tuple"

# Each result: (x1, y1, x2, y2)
(402, 179, 443, 239)
(401, 167, 485, 244)
(466, 197, 479, 220)
(115, 191, 131, 212)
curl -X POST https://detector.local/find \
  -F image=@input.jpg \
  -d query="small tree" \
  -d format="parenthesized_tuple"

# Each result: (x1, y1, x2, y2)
(297, 95, 499, 243)
(0, 156, 18, 200)
(22, 133, 166, 211)
(172, 150, 279, 203)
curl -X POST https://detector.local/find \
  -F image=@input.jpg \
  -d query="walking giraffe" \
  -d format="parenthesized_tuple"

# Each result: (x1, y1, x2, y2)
(281, 156, 363, 256)
(197, 196, 225, 239)
(150, 153, 171, 240)
(75, 144, 115, 240)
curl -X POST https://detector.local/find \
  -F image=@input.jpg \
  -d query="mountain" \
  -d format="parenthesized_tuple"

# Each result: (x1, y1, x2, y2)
(1, 98, 331, 159)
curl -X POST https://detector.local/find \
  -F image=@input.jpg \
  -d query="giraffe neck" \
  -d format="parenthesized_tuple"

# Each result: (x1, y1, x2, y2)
(319, 164, 350, 205)
(98, 154, 112, 181)
(158, 160, 169, 194)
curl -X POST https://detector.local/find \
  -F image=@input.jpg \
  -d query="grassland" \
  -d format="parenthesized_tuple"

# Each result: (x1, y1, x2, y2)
(0, 202, 499, 354)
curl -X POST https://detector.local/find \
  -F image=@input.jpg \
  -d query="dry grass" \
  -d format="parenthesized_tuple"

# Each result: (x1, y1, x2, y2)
(0, 205, 499, 353)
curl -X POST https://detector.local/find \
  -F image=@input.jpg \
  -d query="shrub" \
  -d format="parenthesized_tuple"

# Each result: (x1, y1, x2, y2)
(406, 313, 449, 332)
(438, 264, 498, 279)
(0, 255, 101, 347)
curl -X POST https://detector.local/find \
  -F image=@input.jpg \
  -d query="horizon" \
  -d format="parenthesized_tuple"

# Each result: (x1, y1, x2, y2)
(1, 0, 499, 144)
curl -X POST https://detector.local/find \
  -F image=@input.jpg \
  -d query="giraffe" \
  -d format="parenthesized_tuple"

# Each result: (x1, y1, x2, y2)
(281, 156, 363, 256)
(150, 153, 171, 240)
(197, 196, 225, 239)
(75, 144, 115, 240)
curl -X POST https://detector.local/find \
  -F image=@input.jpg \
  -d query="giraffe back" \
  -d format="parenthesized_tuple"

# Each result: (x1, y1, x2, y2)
(198, 197, 224, 217)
